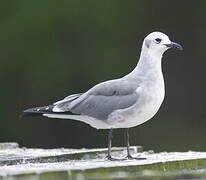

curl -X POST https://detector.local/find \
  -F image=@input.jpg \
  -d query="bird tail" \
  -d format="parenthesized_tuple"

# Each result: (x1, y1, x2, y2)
(22, 104, 77, 118)
(22, 105, 55, 117)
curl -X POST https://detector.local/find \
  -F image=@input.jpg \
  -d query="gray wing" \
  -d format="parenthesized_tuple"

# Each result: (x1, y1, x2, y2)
(53, 79, 140, 120)
(53, 93, 83, 105)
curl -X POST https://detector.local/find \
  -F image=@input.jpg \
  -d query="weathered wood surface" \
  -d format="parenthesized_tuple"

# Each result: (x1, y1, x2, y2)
(1, 143, 206, 180)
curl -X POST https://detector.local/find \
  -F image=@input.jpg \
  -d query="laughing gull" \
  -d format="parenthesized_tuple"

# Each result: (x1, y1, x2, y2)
(23, 32, 183, 160)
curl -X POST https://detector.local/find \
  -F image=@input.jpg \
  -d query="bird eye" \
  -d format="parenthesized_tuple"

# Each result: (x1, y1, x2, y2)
(155, 38, 162, 43)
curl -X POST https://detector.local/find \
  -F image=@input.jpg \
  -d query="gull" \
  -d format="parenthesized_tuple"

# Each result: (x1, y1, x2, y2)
(23, 32, 183, 160)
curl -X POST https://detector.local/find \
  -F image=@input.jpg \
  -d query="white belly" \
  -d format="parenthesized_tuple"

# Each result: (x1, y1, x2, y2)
(107, 80, 165, 129)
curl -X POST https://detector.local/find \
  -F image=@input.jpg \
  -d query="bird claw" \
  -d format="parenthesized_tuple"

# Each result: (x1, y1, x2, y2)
(106, 154, 146, 161)
(106, 155, 127, 161)
(126, 154, 146, 160)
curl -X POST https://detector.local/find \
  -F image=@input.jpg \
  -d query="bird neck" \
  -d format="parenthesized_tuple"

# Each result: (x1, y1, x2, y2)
(125, 47, 164, 81)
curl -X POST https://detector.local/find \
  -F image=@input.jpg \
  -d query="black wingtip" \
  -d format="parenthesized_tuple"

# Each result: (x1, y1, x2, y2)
(22, 108, 44, 118)
(22, 105, 55, 118)
(22, 104, 78, 119)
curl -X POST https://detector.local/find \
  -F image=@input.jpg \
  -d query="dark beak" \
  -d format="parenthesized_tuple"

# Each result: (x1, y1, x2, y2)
(164, 42, 183, 50)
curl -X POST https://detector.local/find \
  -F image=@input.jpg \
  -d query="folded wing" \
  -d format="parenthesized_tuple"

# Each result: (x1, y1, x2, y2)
(53, 79, 139, 120)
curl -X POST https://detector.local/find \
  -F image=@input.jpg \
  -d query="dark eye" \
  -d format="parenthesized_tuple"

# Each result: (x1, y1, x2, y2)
(155, 38, 162, 43)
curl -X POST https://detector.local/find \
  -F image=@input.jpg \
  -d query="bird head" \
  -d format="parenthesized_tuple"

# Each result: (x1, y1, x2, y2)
(143, 32, 183, 55)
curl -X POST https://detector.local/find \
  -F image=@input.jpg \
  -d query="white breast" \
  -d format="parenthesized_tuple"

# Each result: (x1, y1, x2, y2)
(108, 75, 165, 129)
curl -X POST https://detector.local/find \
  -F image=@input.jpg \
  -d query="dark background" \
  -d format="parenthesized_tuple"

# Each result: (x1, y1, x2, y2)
(1, 0, 206, 152)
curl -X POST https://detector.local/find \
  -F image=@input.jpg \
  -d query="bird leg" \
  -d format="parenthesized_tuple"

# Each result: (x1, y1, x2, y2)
(125, 128, 146, 160)
(106, 128, 113, 160)
(125, 128, 133, 159)
(106, 129, 126, 161)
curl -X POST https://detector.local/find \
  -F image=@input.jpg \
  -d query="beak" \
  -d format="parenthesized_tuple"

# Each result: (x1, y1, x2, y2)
(164, 42, 183, 50)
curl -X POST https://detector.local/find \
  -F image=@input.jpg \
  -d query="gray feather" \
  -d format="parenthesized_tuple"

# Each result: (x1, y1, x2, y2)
(53, 93, 83, 106)
(53, 79, 139, 120)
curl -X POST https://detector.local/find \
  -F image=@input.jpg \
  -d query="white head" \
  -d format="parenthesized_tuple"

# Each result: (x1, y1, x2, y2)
(142, 32, 183, 55)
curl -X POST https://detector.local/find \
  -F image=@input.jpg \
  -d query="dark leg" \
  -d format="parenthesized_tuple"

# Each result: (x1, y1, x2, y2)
(106, 128, 113, 160)
(106, 129, 126, 161)
(126, 128, 133, 159)
(125, 128, 145, 160)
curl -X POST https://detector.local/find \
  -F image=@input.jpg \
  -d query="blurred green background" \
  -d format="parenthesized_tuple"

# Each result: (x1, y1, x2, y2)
(1, 0, 206, 152)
